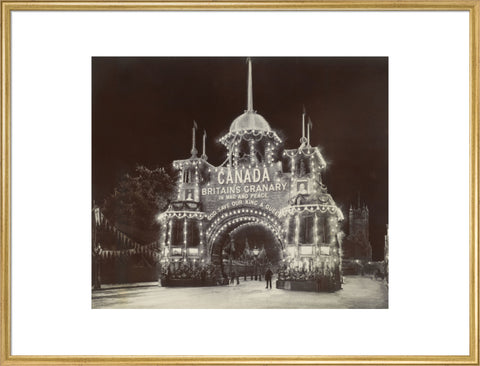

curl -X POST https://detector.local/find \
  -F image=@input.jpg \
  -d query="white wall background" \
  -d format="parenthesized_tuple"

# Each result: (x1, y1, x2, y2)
(10, 10, 469, 356)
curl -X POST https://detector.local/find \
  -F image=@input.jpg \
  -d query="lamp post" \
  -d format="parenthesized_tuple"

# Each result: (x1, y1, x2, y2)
(93, 243, 102, 290)
(243, 253, 247, 281)
(258, 257, 262, 281)
(250, 256, 253, 280)
(258, 246, 266, 281)
(252, 246, 259, 280)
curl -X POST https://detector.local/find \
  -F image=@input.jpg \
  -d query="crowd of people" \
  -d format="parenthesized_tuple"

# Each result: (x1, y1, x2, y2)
(160, 262, 343, 290)
(278, 265, 341, 282)
(160, 263, 216, 281)
(160, 262, 271, 286)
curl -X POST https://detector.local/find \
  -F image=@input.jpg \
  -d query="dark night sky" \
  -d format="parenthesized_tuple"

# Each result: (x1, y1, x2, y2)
(92, 57, 388, 260)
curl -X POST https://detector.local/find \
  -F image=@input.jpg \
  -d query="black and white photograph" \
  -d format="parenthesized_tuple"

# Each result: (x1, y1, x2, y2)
(91, 57, 389, 309)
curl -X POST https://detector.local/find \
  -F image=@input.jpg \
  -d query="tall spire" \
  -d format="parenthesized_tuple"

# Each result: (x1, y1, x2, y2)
(300, 105, 307, 147)
(247, 57, 253, 111)
(307, 116, 312, 147)
(302, 105, 305, 139)
(201, 129, 207, 160)
(191, 120, 198, 158)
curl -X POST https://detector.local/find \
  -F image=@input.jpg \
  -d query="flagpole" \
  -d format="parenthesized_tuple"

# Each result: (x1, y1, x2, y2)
(302, 108, 305, 140)
(307, 120, 310, 146)
(192, 127, 195, 151)
(201, 129, 207, 160)
(307, 117, 312, 147)
(300, 106, 307, 147)
(203, 130, 206, 155)
(191, 120, 198, 157)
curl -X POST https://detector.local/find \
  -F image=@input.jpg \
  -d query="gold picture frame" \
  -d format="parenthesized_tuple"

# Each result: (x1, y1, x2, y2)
(1, 1, 478, 364)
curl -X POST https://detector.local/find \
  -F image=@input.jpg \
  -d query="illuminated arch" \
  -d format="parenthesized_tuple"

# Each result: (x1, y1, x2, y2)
(205, 205, 284, 256)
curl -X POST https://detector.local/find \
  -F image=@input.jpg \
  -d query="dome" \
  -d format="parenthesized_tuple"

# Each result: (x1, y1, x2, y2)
(229, 110, 271, 133)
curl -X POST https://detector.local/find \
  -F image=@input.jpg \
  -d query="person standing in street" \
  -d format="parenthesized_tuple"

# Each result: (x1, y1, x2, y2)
(265, 267, 273, 289)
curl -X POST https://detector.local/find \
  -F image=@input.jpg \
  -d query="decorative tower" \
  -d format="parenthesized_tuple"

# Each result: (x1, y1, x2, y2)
(281, 107, 344, 287)
(219, 58, 282, 169)
(158, 121, 213, 273)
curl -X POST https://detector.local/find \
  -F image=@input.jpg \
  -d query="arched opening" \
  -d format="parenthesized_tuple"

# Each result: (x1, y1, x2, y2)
(211, 223, 283, 265)
(210, 221, 283, 280)
(205, 205, 285, 279)
(206, 208, 284, 277)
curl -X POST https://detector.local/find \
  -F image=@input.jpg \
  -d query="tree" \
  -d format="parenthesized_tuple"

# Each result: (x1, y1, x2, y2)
(102, 165, 175, 243)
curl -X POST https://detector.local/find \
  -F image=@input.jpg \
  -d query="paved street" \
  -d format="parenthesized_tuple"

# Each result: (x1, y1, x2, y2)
(92, 275, 388, 309)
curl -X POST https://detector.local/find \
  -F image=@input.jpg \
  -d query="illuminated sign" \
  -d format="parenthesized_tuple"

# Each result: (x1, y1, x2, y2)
(320, 246, 330, 255)
(171, 248, 182, 256)
(201, 183, 288, 196)
(299, 245, 313, 255)
(201, 166, 289, 202)
(217, 167, 270, 184)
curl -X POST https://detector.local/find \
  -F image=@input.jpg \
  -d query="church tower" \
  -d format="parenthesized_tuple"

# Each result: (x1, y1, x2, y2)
(349, 196, 369, 241)
(343, 196, 372, 262)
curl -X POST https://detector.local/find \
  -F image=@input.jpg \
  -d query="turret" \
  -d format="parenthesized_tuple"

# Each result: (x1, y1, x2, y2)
(219, 58, 282, 168)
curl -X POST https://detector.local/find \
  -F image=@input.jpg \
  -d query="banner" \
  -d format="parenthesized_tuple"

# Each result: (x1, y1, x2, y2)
(93, 208, 160, 259)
